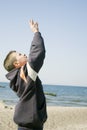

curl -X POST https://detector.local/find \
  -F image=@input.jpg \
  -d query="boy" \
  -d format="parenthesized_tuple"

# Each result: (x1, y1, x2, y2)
(3, 20, 47, 130)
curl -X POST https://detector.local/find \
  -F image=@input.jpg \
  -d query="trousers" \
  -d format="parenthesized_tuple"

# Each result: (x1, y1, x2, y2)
(18, 126, 43, 130)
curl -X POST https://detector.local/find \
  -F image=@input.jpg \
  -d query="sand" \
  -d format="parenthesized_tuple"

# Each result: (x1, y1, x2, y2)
(0, 101, 87, 130)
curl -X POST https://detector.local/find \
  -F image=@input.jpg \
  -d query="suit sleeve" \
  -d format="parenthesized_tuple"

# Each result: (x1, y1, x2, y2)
(28, 32, 46, 73)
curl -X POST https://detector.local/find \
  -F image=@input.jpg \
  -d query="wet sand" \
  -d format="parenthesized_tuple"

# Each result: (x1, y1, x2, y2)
(0, 101, 87, 130)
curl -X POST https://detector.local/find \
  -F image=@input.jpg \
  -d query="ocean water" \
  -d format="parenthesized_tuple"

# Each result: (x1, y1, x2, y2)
(0, 82, 87, 107)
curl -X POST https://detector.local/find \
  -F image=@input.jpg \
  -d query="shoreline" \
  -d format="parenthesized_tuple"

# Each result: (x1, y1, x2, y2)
(0, 101, 87, 130)
(1, 83, 87, 107)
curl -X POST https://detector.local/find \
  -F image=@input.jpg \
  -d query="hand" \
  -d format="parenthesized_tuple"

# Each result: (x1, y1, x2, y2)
(29, 19, 39, 33)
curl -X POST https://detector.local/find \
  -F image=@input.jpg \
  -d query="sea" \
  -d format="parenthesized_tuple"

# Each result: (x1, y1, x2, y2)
(0, 82, 87, 107)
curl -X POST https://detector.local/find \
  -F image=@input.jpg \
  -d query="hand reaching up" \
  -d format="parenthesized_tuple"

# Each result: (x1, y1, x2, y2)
(29, 19, 39, 33)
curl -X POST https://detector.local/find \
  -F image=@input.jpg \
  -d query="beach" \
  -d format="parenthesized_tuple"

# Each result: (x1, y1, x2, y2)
(0, 102, 87, 130)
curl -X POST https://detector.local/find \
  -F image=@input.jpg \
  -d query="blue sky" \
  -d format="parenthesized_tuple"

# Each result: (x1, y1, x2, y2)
(0, 0, 87, 86)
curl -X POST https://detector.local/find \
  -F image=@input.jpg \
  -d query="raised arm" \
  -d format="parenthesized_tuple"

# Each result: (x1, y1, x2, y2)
(28, 20, 46, 73)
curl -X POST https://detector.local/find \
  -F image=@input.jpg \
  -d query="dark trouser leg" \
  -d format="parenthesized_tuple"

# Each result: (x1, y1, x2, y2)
(18, 126, 43, 130)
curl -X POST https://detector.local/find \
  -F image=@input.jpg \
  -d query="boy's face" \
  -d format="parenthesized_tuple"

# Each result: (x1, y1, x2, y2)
(13, 52, 28, 68)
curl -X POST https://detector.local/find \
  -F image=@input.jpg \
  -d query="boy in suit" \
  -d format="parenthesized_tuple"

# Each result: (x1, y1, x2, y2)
(3, 19, 47, 130)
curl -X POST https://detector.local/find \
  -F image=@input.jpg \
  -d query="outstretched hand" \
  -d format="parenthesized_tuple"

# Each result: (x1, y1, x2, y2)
(29, 19, 39, 33)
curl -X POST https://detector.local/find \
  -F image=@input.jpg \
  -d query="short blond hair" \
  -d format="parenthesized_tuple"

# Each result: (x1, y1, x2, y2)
(3, 51, 17, 72)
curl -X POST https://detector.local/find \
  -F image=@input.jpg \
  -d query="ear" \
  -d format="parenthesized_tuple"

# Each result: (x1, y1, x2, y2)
(13, 61, 20, 68)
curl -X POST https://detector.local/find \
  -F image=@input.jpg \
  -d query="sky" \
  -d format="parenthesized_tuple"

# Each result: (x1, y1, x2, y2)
(0, 0, 87, 86)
